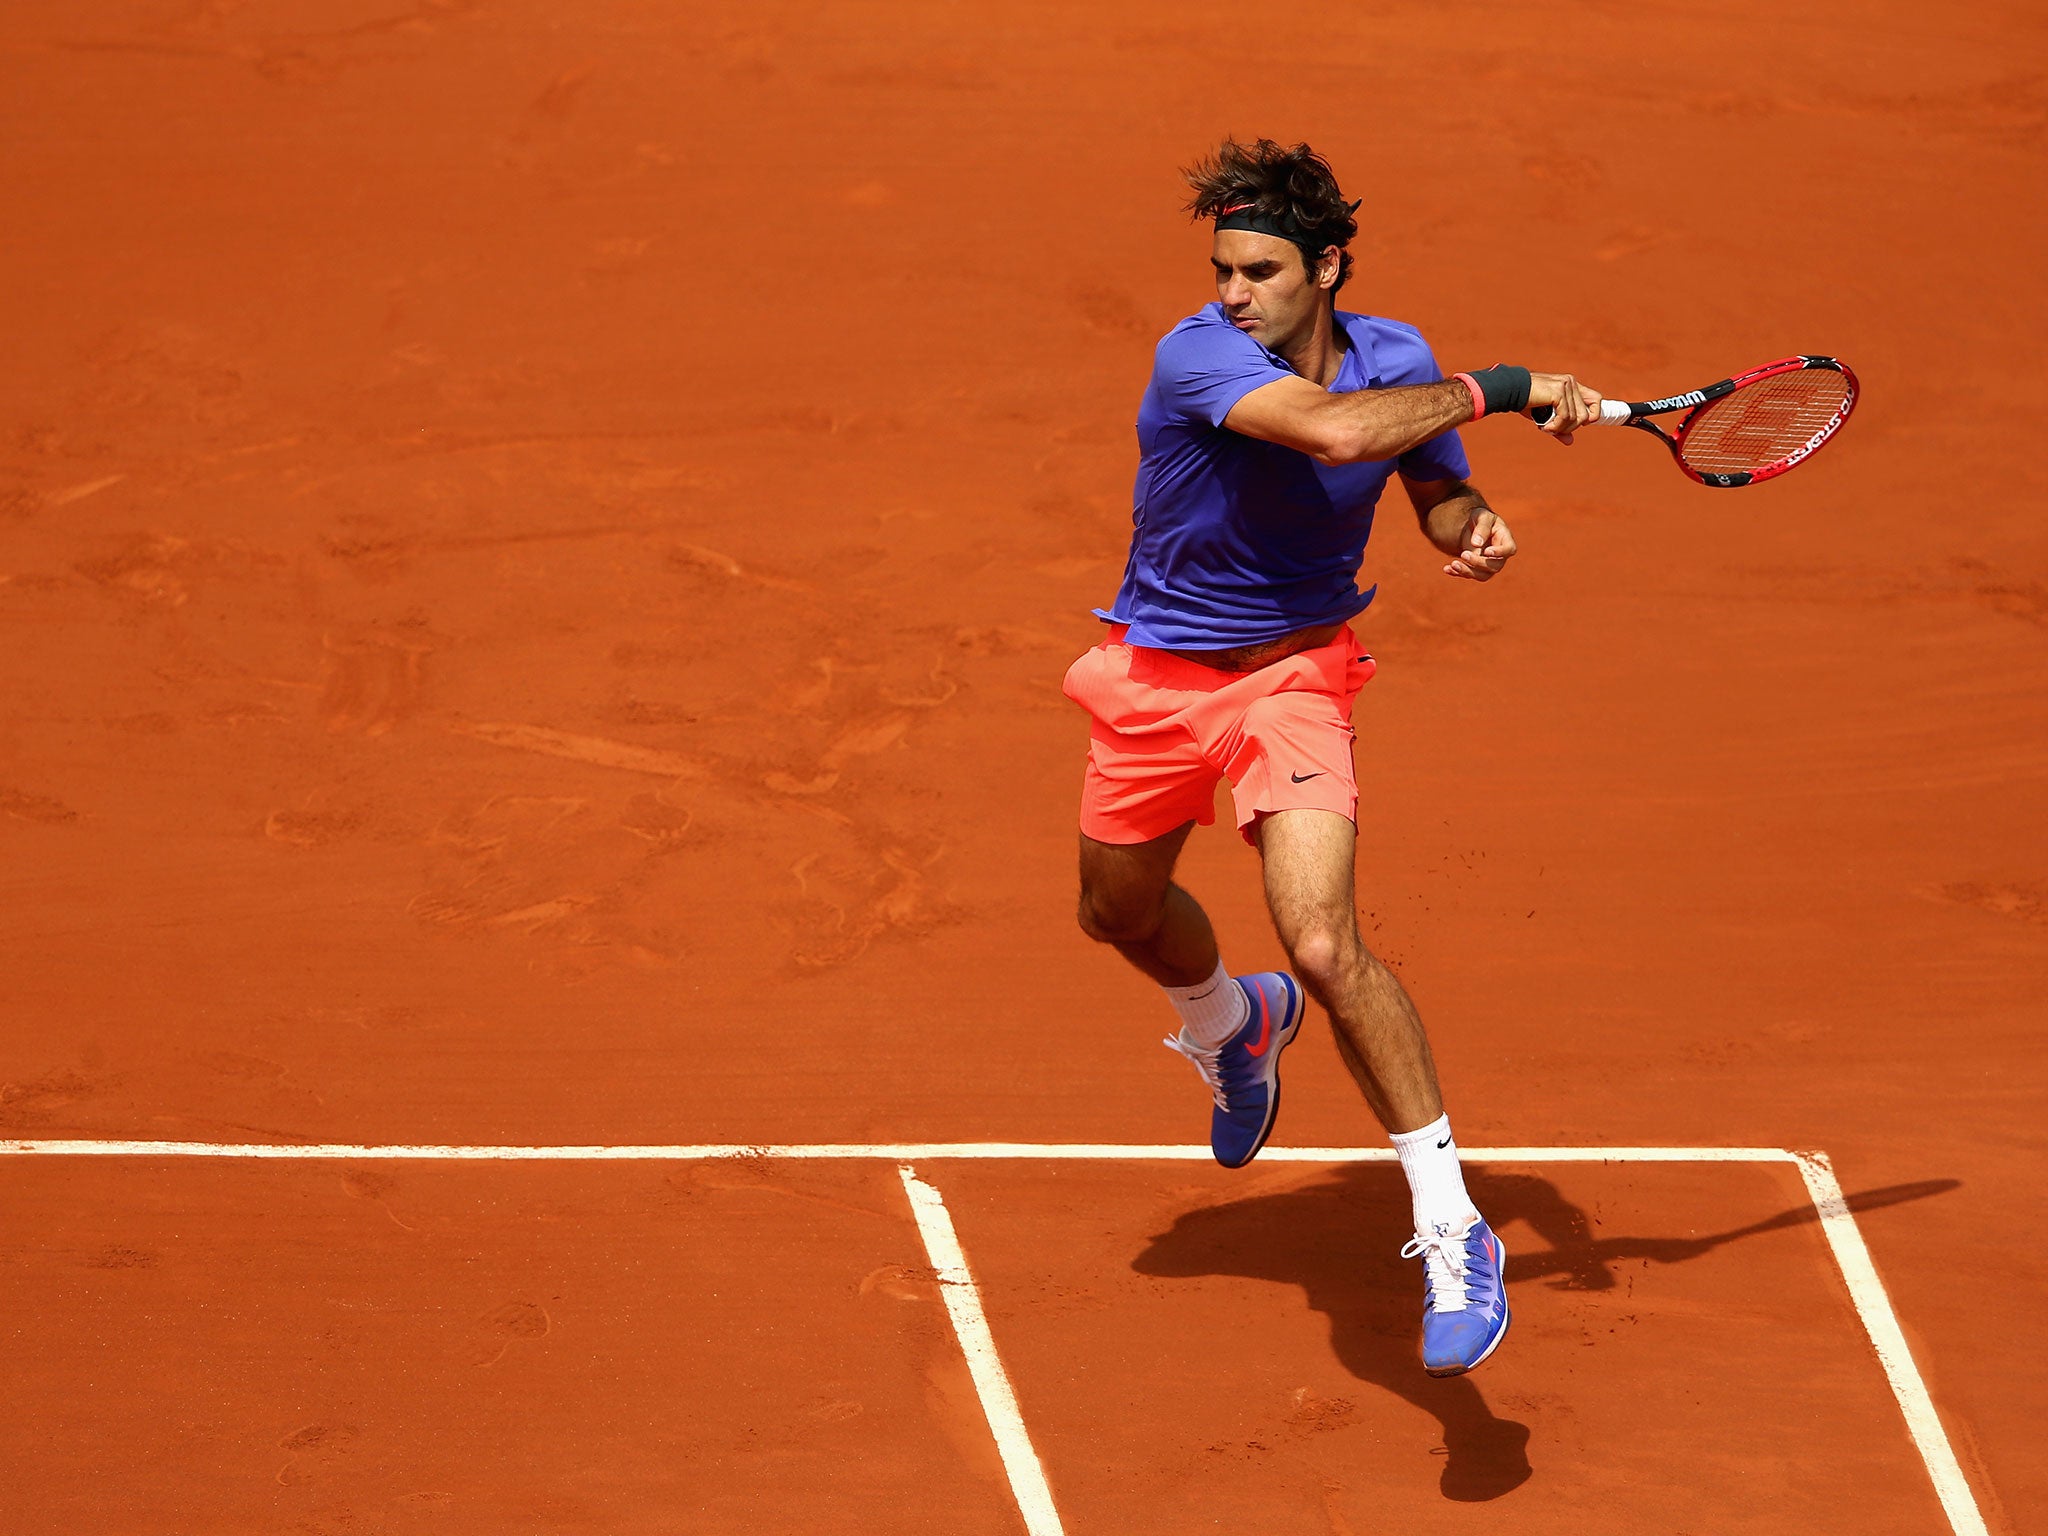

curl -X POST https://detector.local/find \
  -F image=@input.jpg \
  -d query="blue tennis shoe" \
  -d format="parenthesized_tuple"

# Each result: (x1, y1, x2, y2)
(1402, 1216, 1510, 1376)
(1163, 971, 1306, 1168)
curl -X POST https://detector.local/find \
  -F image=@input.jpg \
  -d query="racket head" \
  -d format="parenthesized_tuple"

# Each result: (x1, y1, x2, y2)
(1671, 356, 1859, 487)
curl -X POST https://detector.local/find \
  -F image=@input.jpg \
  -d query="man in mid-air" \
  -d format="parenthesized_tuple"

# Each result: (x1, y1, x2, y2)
(1065, 139, 1603, 1376)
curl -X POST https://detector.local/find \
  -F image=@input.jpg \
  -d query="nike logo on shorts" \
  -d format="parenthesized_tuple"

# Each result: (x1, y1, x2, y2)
(1290, 771, 1322, 784)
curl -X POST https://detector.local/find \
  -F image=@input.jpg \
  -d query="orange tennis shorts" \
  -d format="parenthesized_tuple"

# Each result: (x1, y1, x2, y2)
(1062, 624, 1376, 846)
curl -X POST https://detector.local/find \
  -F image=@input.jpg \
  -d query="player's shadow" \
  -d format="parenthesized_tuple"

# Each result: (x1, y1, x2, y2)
(1130, 1166, 1957, 1504)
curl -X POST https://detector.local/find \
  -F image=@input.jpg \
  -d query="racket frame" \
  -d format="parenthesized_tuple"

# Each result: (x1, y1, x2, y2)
(1612, 354, 1859, 488)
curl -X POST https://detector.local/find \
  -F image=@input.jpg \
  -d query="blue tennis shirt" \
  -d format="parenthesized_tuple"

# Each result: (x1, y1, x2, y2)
(1095, 303, 1470, 649)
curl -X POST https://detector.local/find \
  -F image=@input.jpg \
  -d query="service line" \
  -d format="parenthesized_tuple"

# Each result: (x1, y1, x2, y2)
(899, 1164, 1064, 1536)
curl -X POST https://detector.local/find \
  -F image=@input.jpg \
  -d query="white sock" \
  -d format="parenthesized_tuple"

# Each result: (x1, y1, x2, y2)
(1391, 1113, 1478, 1237)
(1164, 959, 1248, 1048)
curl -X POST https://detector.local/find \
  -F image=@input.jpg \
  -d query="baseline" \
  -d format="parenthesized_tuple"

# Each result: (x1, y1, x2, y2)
(3, 1140, 1792, 1162)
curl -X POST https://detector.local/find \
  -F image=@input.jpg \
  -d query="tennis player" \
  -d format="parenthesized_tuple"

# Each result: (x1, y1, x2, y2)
(1065, 139, 1604, 1377)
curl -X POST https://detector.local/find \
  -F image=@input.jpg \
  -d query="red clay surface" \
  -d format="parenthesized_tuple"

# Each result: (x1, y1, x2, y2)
(2, 0, 2043, 1530)
(6, 1157, 1022, 1533)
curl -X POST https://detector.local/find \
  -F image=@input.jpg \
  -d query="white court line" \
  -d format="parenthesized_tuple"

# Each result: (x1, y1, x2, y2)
(899, 1165, 1064, 1536)
(1, 1137, 1989, 1536)
(1795, 1152, 1989, 1536)
(0, 1139, 1797, 1162)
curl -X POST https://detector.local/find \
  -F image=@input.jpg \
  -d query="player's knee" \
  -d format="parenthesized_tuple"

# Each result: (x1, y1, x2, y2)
(1283, 920, 1356, 992)
(1077, 885, 1164, 947)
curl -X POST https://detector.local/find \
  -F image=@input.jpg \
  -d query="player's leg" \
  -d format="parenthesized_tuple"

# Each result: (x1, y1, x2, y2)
(1067, 634, 1267, 1113)
(1077, 826, 1286, 1166)
(1076, 823, 1214, 987)
(1254, 807, 1446, 1135)
(1075, 790, 1308, 1172)
(1255, 806, 1509, 1376)
(1064, 631, 1295, 1165)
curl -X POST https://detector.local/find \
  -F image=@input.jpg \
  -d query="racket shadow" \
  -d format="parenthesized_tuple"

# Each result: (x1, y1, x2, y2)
(1502, 1174, 1961, 1287)
(1127, 1166, 1958, 1505)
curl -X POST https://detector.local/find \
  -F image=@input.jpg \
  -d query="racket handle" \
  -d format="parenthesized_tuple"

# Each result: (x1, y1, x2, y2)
(1529, 399, 1633, 426)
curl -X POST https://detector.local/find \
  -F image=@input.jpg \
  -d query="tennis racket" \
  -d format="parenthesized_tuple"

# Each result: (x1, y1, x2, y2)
(1533, 354, 1859, 487)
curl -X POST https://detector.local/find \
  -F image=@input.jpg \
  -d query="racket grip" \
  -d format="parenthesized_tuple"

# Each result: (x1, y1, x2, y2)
(1530, 399, 1632, 426)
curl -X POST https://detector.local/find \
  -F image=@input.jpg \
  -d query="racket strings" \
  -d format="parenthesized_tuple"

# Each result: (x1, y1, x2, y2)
(1678, 371, 1851, 475)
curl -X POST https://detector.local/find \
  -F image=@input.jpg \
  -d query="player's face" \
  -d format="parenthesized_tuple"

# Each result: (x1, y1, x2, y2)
(1211, 230, 1337, 353)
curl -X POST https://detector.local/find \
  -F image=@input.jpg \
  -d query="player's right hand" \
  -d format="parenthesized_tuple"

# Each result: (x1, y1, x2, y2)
(1524, 374, 1603, 444)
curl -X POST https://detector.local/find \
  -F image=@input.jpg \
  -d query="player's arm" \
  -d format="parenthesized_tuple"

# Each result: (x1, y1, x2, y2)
(1403, 474, 1516, 582)
(1224, 369, 1603, 466)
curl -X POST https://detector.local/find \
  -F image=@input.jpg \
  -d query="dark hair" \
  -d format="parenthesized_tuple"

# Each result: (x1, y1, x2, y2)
(1182, 138, 1358, 294)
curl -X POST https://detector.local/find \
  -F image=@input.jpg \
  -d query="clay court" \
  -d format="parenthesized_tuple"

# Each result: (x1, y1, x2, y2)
(2, 1, 2042, 1531)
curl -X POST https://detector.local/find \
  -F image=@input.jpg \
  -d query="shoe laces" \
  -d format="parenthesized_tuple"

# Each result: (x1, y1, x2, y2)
(1162, 1033, 1228, 1109)
(1402, 1225, 1475, 1314)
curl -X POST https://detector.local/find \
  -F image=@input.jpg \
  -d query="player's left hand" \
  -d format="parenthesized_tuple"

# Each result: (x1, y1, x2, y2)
(1444, 510, 1515, 581)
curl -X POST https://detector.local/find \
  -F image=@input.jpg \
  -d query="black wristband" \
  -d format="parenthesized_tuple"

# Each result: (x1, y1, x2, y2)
(1467, 364, 1531, 416)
